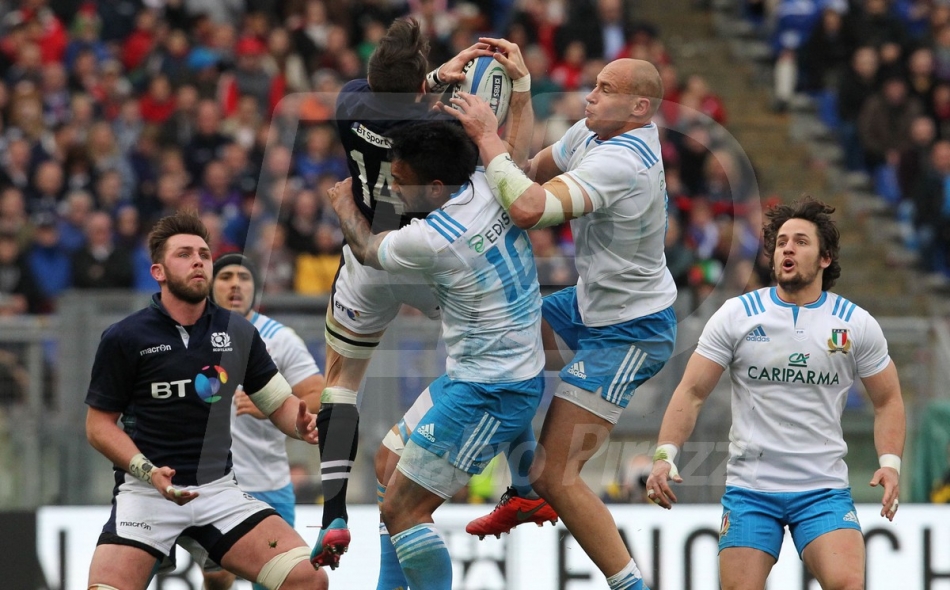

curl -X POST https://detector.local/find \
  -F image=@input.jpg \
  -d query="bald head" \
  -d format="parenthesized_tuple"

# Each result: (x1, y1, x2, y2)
(604, 59, 664, 115)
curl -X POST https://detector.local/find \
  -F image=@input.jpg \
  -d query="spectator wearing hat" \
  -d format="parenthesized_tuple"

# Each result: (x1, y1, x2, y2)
(26, 211, 71, 305)
(70, 210, 133, 289)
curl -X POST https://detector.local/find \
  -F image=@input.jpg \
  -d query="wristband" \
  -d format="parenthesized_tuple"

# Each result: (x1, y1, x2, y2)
(879, 454, 901, 474)
(653, 443, 680, 478)
(426, 66, 448, 92)
(295, 424, 303, 440)
(512, 74, 531, 93)
(129, 453, 156, 485)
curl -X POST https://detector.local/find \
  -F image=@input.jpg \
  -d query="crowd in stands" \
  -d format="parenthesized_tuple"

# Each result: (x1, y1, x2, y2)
(0, 0, 764, 319)
(760, 0, 950, 283)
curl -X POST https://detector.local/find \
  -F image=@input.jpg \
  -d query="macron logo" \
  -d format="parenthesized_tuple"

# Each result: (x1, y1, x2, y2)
(140, 344, 172, 356)
(417, 423, 436, 442)
(745, 326, 770, 342)
(567, 361, 587, 379)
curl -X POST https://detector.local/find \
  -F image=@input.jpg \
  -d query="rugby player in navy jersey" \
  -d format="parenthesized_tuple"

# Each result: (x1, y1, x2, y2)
(84, 211, 327, 590)
(313, 16, 527, 569)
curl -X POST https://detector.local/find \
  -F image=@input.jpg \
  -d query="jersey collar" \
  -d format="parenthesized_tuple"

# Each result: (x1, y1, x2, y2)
(768, 287, 827, 309)
(149, 293, 215, 322)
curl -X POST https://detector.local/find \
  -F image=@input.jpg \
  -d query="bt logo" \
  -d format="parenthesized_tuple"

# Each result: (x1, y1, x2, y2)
(151, 365, 228, 403)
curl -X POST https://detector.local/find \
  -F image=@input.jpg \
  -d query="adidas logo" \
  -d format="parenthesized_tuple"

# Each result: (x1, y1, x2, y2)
(843, 510, 859, 524)
(417, 423, 436, 442)
(745, 326, 770, 342)
(567, 361, 587, 379)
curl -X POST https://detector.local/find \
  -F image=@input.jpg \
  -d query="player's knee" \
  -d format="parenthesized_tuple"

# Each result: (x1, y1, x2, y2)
(826, 576, 863, 590)
(256, 546, 322, 590)
(202, 568, 236, 590)
(88, 585, 122, 590)
(280, 559, 328, 590)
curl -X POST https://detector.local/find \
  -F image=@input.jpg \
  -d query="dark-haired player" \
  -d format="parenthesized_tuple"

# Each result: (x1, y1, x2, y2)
(84, 211, 327, 590)
(646, 198, 905, 590)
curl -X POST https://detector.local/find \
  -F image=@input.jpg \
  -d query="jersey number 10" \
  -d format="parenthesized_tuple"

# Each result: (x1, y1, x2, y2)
(485, 230, 534, 304)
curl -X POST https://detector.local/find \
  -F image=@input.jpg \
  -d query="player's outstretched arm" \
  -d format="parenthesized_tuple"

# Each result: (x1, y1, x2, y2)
(478, 37, 534, 168)
(85, 407, 198, 505)
(326, 177, 389, 269)
(441, 93, 587, 229)
(645, 353, 724, 509)
(426, 41, 494, 90)
(863, 360, 906, 521)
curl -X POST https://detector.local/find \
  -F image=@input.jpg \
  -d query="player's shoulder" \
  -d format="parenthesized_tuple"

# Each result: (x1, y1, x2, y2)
(726, 287, 772, 318)
(104, 305, 155, 344)
(252, 312, 288, 340)
(824, 291, 872, 323)
(594, 125, 661, 171)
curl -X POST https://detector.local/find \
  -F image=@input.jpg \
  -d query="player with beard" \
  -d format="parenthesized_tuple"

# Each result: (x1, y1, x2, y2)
(185, 253, 324, 590)
(84, 211, 328, 590)
(646, 198, 906, 590)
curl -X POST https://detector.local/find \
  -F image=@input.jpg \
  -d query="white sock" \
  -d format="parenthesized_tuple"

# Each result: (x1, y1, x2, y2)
(606, 559, 643, 590)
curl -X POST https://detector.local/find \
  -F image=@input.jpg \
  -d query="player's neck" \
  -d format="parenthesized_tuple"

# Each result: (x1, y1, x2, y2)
(774, 283, 824, 307)
(161, 292, 208, 326)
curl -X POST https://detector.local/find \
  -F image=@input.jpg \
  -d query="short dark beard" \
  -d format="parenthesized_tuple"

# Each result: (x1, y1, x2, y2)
(167, 272, 209, 304)
(777, 273, 809, 293)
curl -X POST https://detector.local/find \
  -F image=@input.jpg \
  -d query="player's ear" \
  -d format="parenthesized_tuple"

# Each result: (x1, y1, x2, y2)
(151, 263, 165, 282)
(428, 179, 446, 199)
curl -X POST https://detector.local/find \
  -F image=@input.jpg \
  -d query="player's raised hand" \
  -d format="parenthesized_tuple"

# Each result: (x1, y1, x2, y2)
(439, 42, 495, 84)
(439, 92, 498, 144)
(151, 466, 200, 505)
(235, 390, 266, 419)
(644, 459, 681, 510)
(295, 399, 319, 445)
(478, 37, 528, 83)
(870, 466, 900, 521)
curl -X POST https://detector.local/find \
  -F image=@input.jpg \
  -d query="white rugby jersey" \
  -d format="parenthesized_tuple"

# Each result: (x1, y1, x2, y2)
(230, 312, 321, 492)
(378, 171, 544, 382)
(551, 119, 677, 326)
(696, 287, 890, 492)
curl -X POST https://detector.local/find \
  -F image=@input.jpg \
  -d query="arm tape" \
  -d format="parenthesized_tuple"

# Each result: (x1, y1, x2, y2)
(531, 176, 587, 229)
(485, 153, 534, 210)
(129, 453, 156, 485)
(248, 373, 293, 417)
(879, 453, 901, 475)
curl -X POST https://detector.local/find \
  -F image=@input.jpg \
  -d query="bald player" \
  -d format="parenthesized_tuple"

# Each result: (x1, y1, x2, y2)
(445, 58, 676, 590)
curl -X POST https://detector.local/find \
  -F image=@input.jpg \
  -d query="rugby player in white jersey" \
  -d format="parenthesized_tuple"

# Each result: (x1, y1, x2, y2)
(645, 198, 906, 590)
(327, 119, 545, 590)
(192, 253, 325, 590)
(446, 56, 676, 590)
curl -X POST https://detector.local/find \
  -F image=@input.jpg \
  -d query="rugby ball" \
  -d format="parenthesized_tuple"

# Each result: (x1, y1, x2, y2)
(451, 55, 512, 127)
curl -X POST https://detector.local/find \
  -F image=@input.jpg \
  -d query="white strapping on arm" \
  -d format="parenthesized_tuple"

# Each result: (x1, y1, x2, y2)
(531, 175, 586, 229)
(879, 453, 901, 474)
(653, 443, 681, 479)
(485, 153, 534, 210)
(248, 373, 293, 416)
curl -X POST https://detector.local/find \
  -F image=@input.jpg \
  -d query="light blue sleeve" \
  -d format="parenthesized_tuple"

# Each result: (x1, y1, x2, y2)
(695, 300, 741, 369)
(377, 220, 440, 274)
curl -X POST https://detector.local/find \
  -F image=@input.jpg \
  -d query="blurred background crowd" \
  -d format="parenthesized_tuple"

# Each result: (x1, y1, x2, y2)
(764, 0, 950, 284)
(0, 0, 765, 321)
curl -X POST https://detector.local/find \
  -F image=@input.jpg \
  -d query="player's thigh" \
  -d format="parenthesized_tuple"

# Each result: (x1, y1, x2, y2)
(801, 529, 865, 590)
(382, 458, 451, 533)
(535, 394, 616, 479)
(88, 543, 159, 589)
(217, 515, 312, 583)
(379, 384, 438, 484)
(719, 547, 776, 590)
(717, 487, 785, 564)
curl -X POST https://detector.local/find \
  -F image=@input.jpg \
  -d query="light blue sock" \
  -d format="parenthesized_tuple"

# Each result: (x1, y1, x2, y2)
(508, 426, 537, 498)
(376, 480, 409, 590)
(606, 559, 648, 590)
(391, 523, 452, 590)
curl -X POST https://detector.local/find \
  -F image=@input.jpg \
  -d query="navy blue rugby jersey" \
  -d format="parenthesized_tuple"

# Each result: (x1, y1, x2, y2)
(85, 294, 278, 486)
(335, 79, 450, 233)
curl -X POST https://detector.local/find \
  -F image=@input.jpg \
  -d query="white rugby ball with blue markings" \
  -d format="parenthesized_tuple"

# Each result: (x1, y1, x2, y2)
(451, 55, 512, 127)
